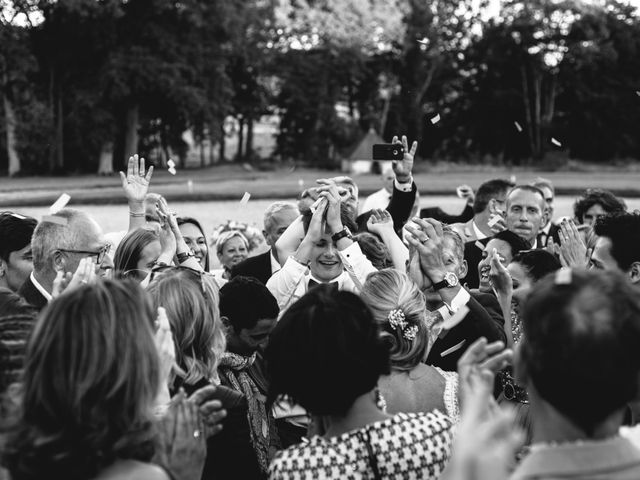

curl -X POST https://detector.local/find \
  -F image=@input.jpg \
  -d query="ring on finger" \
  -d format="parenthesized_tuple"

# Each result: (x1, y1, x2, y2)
(193, 429, 201, 438)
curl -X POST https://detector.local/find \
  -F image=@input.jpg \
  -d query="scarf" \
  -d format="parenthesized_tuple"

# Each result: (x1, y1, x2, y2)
(219, 351, 279, 472)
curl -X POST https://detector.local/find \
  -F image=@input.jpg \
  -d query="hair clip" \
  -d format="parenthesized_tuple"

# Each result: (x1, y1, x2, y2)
(403, 325, 419, 341)
(388, 308, 407, 331)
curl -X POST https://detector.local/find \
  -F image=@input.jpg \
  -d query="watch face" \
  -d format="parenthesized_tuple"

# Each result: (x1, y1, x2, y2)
(444, 272, 459, 287)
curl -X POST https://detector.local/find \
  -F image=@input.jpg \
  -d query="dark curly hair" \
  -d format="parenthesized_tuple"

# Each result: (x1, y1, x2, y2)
(3, 280, 160, 480)
(573, 189, 626, 225)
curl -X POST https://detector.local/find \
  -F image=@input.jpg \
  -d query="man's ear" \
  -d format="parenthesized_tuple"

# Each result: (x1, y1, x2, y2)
(262, 229, 271, 246)
(458, 259, 468, 281)
(629, 262, 640, 284)
(52, 250, 66, 272)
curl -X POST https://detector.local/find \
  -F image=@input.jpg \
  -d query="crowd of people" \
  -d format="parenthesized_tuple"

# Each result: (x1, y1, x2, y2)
(2, 138, 640, 479)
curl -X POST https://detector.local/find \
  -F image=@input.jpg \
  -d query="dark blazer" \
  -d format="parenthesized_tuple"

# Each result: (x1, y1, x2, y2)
(17, 276, 48, 312)
(420, 204, 474, 225)
(426, 290, 506, 372)
(357, 181, 418, 236)
(462, 238, 490, 290)
(231, 250, 273, 285)
(537, 223, 560, 249)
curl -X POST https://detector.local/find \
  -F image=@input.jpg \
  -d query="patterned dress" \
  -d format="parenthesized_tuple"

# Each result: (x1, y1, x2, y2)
(268, 410, 453, 479)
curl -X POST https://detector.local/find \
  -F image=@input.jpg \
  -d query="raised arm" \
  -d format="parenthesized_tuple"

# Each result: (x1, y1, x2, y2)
(367, 209, 409, 271)
(120, 154, 154, 232)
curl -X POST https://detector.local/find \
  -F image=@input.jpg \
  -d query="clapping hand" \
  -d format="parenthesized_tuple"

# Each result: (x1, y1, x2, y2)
(52, 257, 97, 298)
(555, 219, 588, 268)
(189, 385, 227, 439)
(442, 339, 523, 480)
(405, 218, 448, 283)
(155, 389, 207, 480)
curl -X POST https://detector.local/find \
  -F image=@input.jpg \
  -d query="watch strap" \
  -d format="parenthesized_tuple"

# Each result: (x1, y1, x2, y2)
(331, 228, 352, 243)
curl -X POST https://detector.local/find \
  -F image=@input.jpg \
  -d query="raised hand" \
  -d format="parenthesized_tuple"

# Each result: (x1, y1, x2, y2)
(390, 135, 417, 183)
(52, 257, 97, 298)
(405, 217, 448, 283)
(488, 249, 512, 299)
(367, 209, 394, 237)
(120, 154, 153, 204)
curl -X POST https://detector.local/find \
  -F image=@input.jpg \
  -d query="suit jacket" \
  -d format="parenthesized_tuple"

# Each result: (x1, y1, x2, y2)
(463, 238, 490, 290)
(420, 204, 474, 225)
(17, 276, 48, 312)
(231, 250, 273, 285)
(357, 182, 417, 236)
(449, 218, 481, 243)
(426, 290, 506, 372)
(536, 223, 560, 249)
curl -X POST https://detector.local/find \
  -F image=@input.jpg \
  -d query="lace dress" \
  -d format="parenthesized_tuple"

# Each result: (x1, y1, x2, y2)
(268, 411, 453, 480)
(433, 367, 460, 424)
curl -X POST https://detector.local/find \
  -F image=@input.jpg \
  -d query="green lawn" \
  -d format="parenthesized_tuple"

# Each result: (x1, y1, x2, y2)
(1, 163, 639, 207)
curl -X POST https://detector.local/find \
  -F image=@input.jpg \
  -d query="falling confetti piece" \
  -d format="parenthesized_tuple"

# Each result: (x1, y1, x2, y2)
(430, 114, 441, 125)
(488, 215, 502, 227)
(187, 180, 193, 193)
(475, 241, 485, 251)
(168, 167, 177, 175)
(551, 137, 562, 147)
(510, 175, 517, 183)
(240, 192, 251, 205)
(441, 339, 466, 357)
(298, 179, 304, 189)
(167, 159, 176, 169)
(514, 121, 523, 132)
(42, 215, 68, 226)
(555, 268, 572, 285)
(417, 37, 429, 45)
(10, 213, 26, 219)
(636, 91, 640, 97)
(49, 193, 70, 215)
(440, 305, 470, 331)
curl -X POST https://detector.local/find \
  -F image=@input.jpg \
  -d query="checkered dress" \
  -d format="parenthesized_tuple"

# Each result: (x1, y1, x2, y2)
(268, 410, 453, 479)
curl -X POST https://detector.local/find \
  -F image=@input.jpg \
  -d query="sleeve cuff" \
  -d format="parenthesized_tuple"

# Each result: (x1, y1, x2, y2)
(437, 288, 471, 318)
(394, 178, 414, 192)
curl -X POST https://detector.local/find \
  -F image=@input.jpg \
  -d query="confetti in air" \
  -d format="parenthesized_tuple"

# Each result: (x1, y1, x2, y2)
(551, 137, 562, 147)
(417, 37, 429, 45)
(167, 159, 176, 168)
(41, 216, 68, 226)
(168, 167, 177, 175)
(49, 193, 70, 215)
(240, 192, 251, 205)
(430, 114, 441, 125)
(488, 215, 502, 227)
(514, 121, 523, 133)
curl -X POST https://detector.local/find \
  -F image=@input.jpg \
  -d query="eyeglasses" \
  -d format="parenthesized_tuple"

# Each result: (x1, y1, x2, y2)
(148, 264, 217, 296)
(58, 244, 111, 265)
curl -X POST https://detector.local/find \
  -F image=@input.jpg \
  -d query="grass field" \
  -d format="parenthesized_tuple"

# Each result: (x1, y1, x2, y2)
(1, 163, 640, 207)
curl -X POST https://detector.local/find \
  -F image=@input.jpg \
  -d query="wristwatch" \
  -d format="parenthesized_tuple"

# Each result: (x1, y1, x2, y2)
(177, 251, 195, 264)
(432, 272, 459, 291)
(331, 227, 353, 243)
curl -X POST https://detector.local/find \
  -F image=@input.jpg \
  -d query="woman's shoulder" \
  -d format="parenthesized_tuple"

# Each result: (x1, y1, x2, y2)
(93, 460, 170, 480)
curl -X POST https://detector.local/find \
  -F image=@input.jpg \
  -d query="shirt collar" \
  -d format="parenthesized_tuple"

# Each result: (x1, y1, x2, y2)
(30, 272, 52, 302)
(307, 271, 347, 289)
(472, 220, 487, 240)
(270, 250, 281, 275)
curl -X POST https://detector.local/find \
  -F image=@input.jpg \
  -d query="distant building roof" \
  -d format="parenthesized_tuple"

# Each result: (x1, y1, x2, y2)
(347, 128, 385, 160)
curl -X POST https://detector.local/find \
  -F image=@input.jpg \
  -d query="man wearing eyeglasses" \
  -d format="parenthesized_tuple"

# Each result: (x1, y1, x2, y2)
(18, 208, 113, 310)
